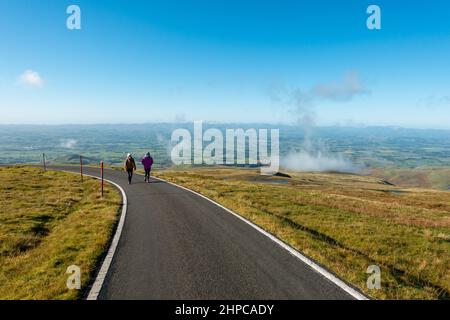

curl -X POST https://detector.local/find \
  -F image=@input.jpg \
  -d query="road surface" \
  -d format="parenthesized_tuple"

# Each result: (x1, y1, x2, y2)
(52, 165, 359, 300)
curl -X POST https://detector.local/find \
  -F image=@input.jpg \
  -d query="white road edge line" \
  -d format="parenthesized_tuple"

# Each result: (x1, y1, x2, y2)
(58, 170, 128, 300)
(153, 175, 370, 301)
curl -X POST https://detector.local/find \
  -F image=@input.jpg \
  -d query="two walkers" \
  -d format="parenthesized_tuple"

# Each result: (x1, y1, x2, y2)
(124, 152, 154, 184)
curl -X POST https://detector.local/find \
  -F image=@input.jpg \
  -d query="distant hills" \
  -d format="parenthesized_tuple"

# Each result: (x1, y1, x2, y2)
(1, 124, 450, 171)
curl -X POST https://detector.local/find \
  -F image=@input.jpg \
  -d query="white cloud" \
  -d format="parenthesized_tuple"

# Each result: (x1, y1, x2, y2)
(268, 71, 369, 126)
(312, 71, 368, 101)
(269, 71, 368, 106)
(268, 72, 368, 173)
(281, 150, 360, 173)
(17, 70, 44, 87)
(60, 139, 77, 149)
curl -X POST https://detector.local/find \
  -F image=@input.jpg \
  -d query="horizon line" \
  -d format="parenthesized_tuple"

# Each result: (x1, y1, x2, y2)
(0, 122, 450, 131)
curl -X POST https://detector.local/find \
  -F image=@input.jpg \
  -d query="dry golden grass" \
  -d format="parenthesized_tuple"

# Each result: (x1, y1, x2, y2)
(368, 167, 450, 190)
(0, 166, 121, 299)
(155, 167, 450, 300)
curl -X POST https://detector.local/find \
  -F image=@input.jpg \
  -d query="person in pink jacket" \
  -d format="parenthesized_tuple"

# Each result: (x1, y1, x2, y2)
(141, 152, 154, 183)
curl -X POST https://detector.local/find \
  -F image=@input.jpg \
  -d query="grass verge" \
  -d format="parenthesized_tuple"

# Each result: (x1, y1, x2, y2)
(154, 167, 450, 300)
(0, 166, 121, 299)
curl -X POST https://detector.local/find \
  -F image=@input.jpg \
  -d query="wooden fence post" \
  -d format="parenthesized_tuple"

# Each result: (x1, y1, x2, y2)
(101, 161, 104, 197)
(42, 153, 46, 172)
(80, 155, 83, 182)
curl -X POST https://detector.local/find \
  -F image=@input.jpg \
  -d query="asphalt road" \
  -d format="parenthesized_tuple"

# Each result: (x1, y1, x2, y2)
(52, 166, 357, 300)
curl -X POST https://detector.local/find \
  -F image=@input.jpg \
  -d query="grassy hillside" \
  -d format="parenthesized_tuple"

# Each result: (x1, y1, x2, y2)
(154, 167, 450, 300)
(368, 167, 450, 190)
(0, 166, 121, 299)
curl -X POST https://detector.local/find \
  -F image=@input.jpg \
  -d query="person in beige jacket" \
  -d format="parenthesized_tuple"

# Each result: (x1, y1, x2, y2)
(124, 153, 136, 184)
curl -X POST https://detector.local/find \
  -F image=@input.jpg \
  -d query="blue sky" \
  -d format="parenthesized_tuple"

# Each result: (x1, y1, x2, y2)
(1, 0, 450, 128)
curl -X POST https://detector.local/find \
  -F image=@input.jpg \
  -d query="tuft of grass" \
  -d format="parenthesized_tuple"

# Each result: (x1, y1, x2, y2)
(155, 167, 450, 300)
(0, 166, 121, 299)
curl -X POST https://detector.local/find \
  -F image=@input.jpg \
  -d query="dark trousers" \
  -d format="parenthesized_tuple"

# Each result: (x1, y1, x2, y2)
(127, 169, 133, 183)
(144, 168, 151, 181)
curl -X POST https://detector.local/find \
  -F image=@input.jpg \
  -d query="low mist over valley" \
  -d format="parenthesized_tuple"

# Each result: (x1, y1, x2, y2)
(1, 123, 450, 190)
